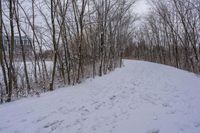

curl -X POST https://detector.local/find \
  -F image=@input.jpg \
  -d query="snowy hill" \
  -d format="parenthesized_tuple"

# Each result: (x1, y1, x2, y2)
(0, 60, 200, 133)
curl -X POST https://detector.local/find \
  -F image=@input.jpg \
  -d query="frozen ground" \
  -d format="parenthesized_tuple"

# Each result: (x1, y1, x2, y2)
(0, 60, 200, 133)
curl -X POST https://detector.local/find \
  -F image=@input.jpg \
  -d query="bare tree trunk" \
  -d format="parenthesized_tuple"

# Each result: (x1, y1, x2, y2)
(32, 0, 38, 83)
(15, 0, 31, 94)
(7, 0, 15, 102)
(0, 0, 8, 96)
(49, 0, 58, 91)
(72, 0, 87, 83)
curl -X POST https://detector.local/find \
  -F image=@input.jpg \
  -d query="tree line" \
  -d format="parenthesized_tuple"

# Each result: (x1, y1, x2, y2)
(126, 0, 200, 74)
(0, 0, 136, 103)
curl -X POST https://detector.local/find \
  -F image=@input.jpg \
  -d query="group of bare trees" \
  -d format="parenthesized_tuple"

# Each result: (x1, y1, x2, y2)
(0, 0, 135, 103)
(127, 0, 200, 74)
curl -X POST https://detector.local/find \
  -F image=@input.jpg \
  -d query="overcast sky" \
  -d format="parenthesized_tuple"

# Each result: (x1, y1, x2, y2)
(133, 0, 150, 15)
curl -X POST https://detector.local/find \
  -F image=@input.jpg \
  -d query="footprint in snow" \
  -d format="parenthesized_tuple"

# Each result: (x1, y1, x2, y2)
(162, 103, 171, 108)
(166, 110, 176, 115)
(110, 95, 116, 101)
(36, 115, 49, 123)
(20, 119, 27, 122)
(79, 106, 90, 114)
(174, 95, 180, 98)
(43, 120, 64, 131)
(146, 129, 160, 133)
(131, 82, 137, 86)
(95, 103, 103, 110)
(193, 121, 200, 128)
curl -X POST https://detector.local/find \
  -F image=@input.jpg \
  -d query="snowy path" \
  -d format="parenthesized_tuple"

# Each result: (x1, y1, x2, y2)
(1, 60, 200, 133)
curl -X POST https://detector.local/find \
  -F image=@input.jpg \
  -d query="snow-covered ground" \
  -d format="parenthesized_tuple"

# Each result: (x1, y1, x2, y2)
(0, 60, 200, 133)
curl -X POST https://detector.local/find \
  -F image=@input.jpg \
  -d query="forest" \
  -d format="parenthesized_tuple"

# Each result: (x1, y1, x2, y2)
(126, 0, 200, 74)
(0, 0, 200, 103)
(0, 0, 136, 103)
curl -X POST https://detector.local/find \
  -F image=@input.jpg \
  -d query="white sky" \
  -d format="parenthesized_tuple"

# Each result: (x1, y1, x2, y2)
(133, 0, 150, 15)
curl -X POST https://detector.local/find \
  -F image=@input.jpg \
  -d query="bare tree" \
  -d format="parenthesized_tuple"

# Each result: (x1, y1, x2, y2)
(128, 0, 200, 74)
(0, 0, 136, 103)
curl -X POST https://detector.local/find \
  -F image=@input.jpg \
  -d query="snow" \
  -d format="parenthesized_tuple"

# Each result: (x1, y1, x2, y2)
(0, 60, 200, 133)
